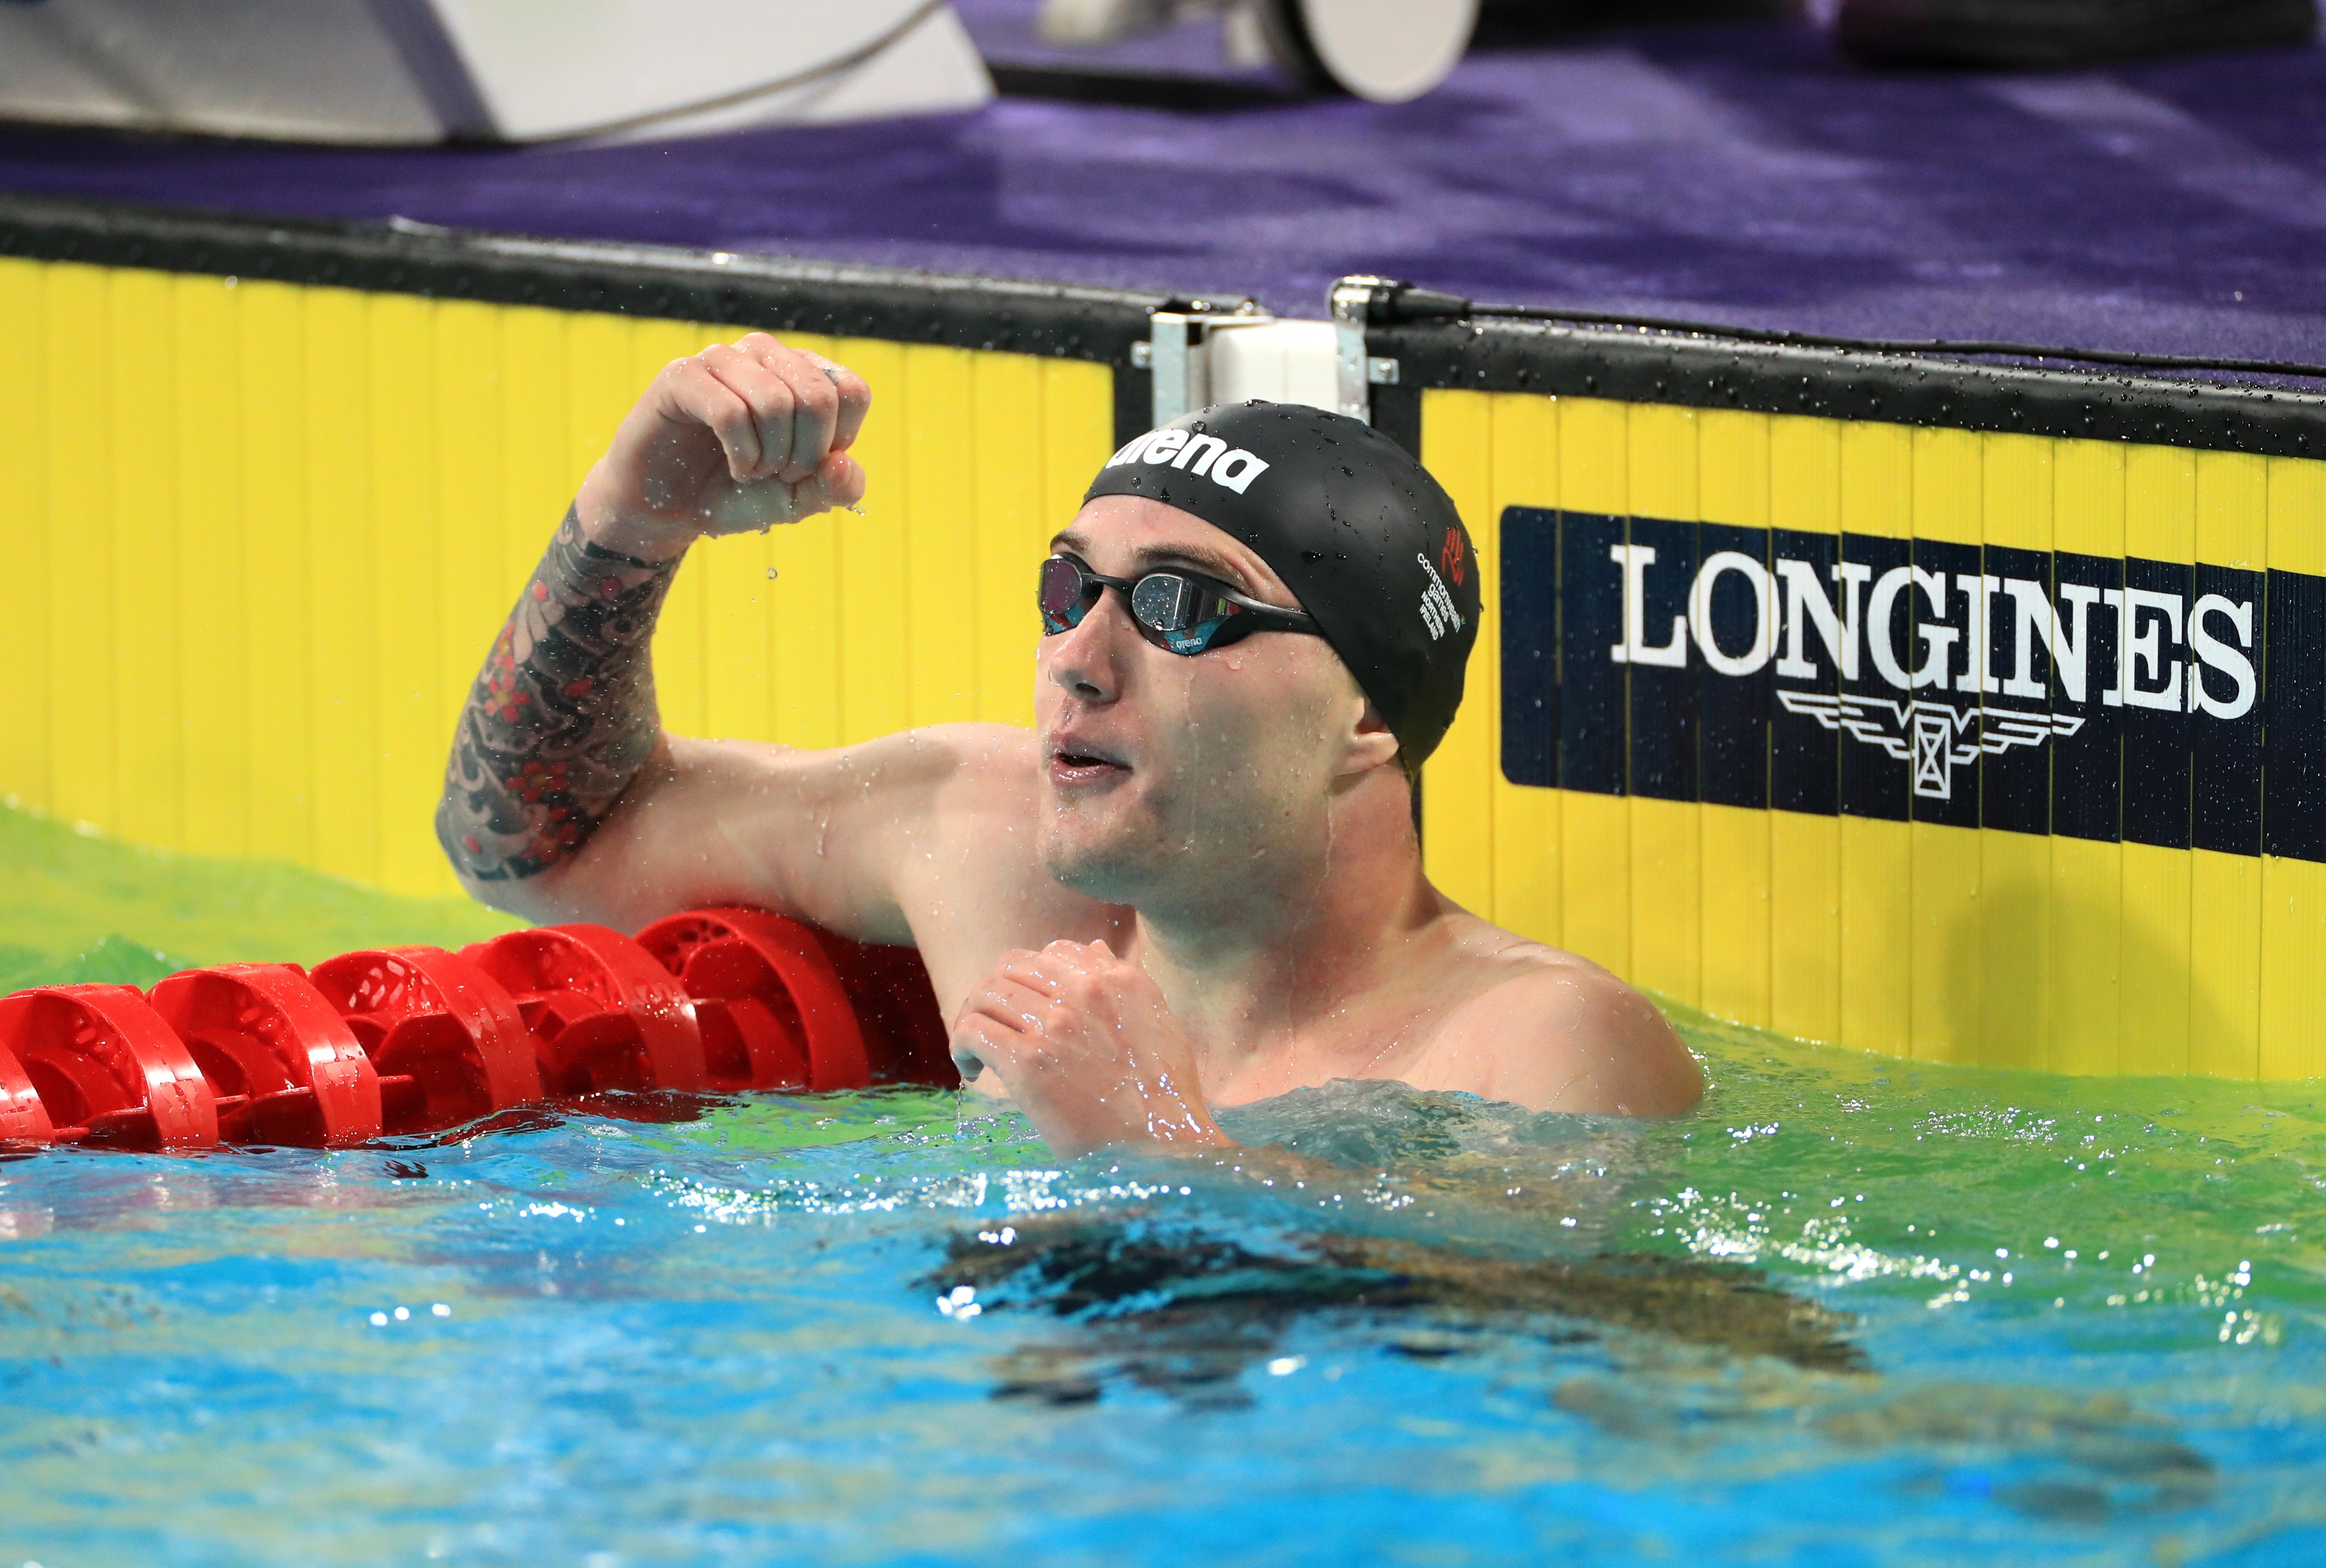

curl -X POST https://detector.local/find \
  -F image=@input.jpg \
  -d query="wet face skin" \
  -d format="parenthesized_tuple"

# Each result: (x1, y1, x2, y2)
(1034, 494, 1386, 913)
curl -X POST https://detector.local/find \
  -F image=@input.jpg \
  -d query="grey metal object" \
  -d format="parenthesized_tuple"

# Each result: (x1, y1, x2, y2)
(1149, 313, 1210, 426)
(1329, 274, 1401, 424)
(1144, 279, 1433, 432)
(1146, 299, 1269, 425)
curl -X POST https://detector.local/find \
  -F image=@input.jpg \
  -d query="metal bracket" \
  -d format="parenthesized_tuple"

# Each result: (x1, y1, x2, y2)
(1330, 275, 1401, 424)
(1145, 297, 1270, 426)
(1327, 275, 1468, 419)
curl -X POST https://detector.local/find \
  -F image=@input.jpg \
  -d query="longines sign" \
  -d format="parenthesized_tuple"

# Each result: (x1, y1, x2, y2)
(1498, 507, 2326, 862)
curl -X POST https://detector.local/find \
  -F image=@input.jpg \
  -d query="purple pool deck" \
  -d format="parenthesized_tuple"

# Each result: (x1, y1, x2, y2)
(2, 17, 2324, 360)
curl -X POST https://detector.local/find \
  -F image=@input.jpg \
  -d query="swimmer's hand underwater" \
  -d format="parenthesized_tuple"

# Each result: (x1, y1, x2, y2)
(576, 332, 871, 560)
(951, 939, 1230, 1159)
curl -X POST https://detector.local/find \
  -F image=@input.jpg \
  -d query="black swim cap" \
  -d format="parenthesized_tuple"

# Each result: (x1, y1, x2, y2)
(1081, 400, 1480, 767)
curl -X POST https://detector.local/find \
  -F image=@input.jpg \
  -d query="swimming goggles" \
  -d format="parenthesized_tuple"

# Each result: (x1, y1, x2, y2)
(1039, 552, 1322, 656)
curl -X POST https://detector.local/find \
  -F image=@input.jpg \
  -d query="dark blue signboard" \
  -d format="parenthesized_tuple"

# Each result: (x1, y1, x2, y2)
(1498, 505, 2311, 860)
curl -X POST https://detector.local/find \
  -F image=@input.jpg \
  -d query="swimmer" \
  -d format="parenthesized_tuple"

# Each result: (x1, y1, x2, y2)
(435, 333, 1701, 1157)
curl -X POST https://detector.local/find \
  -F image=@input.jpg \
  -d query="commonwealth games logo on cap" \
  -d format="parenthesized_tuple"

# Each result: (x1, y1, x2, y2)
(1416, 551, 1465, 643)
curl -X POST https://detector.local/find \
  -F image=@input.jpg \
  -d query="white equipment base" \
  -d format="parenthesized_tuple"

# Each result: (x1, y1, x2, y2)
(0, 0, 993, 145)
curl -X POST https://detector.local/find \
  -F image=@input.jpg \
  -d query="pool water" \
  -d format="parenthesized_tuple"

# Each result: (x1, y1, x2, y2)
(2, 808, 2323, 1566)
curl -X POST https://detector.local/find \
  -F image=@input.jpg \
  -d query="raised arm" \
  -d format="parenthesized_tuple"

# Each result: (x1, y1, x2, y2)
(435, 332, 874, 921)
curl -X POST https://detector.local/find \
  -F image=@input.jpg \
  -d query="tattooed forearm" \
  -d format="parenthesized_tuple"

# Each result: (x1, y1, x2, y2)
(435, 507, 681, 881)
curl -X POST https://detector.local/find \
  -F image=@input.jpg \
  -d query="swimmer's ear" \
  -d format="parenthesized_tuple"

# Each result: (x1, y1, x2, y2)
(1336, 698, 1403, 778)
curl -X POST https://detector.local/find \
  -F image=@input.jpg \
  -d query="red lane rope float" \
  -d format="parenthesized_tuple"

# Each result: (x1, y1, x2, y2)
(0, 984, 219, 1149)
(0, 910, 955, 1153)
(147, 965, 384, 1148)
(817, 930, 956, 1089)
(633, 909, 957, 1091)
(636, 908, 870, 1092)
(0, 1032, 47, 1142)
(305, 948, 542, 1135)
(460, 923, 710, 1098)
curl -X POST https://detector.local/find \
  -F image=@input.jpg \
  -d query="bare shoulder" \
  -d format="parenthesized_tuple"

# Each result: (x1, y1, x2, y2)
(911, 722, 1045, 802)
(764, 719, 1040, 799)
(865, 721, 1043, 846)
(1410, 923, 1704, 1118)
(774, 720, 1063, 920)
(867, 723, 1123, 1007)
(511, 720, 1053, 940)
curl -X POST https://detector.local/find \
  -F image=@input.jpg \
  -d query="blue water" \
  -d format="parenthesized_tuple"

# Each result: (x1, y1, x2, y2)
(4, 1012, 2323, 1567)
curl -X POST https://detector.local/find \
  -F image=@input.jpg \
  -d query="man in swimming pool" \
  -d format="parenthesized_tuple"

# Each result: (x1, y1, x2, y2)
(435, 334, 1700, 1157)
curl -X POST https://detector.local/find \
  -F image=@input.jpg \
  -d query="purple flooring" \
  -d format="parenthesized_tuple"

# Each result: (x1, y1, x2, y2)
(2, 17, 2325, 359)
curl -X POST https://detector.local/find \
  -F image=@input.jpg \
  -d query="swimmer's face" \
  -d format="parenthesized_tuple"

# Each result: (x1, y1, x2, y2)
(1034, 494, 1382, 906)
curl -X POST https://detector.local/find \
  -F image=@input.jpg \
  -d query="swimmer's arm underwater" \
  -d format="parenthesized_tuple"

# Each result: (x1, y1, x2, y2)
(435, 334, 871, 896)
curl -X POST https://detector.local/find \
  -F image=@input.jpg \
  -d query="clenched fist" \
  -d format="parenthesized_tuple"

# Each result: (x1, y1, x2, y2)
(951, 940, 1231, 1160)
(576, 332, 873, 562)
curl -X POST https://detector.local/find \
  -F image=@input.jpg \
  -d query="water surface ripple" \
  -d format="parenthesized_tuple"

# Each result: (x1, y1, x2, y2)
(3, 1011, 2322, 1566)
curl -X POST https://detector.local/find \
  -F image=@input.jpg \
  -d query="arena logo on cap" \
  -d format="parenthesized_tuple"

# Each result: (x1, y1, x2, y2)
(1106, 428, 1273, 493)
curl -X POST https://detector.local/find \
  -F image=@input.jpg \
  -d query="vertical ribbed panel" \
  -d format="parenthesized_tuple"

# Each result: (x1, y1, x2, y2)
(1698, 408, 1774, 1034)
(0, 261, 52, 822)
(2259, 454, 2326, 1081)
(2049, 437, 2126, 1077)
(1, 261, 1113, 900)
(1977, 433, 2055, 1073)
(1486, 392, 1562, 959)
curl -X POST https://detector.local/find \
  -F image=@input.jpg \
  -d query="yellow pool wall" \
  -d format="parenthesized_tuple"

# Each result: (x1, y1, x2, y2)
(5, 253, 2321, 1080)
(0, 257, 1113, 901)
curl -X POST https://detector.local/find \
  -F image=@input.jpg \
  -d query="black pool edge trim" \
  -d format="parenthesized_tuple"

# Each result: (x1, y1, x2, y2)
(0, 192, 1165, 372)
(1367, 316, 2326, 462)
(7, 194, 2325, 459)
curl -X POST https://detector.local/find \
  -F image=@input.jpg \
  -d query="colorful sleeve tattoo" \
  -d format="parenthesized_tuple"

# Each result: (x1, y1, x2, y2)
(436, 506, 681, 881)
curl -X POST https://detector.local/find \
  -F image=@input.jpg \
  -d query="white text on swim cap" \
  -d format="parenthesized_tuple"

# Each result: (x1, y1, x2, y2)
(1107, 429, 1273, 494)
(1416, 553, 1465, 641)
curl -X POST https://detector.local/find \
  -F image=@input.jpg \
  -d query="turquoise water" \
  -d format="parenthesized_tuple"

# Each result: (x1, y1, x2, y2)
(3, 1008, 2323, 1567)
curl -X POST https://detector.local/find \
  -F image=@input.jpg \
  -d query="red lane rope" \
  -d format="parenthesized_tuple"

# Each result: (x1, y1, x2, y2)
(0, 910, 955, 1151)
